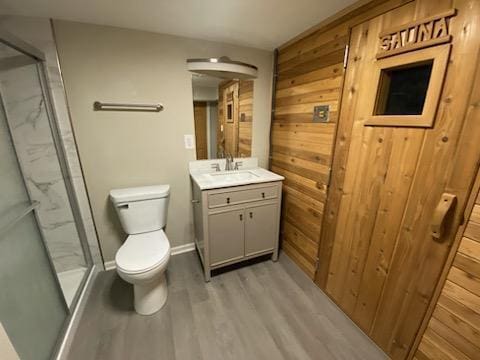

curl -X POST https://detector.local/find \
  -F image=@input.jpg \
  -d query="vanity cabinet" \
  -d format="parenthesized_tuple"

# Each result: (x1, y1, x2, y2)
(209, 209, 244, 266)
(244, 203, 277, 257)
(192, 181, 282, 281)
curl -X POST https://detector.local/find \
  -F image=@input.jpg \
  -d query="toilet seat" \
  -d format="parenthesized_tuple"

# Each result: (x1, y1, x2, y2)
(115, 230, 170, 275)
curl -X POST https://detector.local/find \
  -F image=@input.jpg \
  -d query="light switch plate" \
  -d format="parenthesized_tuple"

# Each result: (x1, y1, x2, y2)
(313, 105, 330, 123)
(184, 134, 195, 149)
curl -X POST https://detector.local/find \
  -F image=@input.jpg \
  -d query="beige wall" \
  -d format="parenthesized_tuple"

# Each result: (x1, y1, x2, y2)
(53, 20, 273, 262)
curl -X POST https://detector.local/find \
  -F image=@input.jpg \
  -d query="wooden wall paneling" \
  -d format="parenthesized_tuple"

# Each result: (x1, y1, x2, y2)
(417, 327, 471, 360)
(238, 80, 253, 157)
(271, 19, 346, 278)
(268, 0, 410, 281)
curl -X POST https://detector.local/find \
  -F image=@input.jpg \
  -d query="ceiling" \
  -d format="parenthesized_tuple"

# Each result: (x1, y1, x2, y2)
(191, 73, 223, 88)
(0, 0, 356, 50)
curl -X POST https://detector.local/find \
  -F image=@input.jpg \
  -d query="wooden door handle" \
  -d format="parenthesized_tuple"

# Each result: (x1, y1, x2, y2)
(431, 193, 457, 241)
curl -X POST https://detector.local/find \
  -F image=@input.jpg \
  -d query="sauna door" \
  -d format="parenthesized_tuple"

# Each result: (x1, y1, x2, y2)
(321, 4, 480, 360)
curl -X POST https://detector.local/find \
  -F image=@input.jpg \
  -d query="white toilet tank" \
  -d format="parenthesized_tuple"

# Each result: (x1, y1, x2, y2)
(110, 185, 170, 234)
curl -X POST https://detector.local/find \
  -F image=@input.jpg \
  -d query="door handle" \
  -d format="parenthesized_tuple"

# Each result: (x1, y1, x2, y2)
(249, 212, 253, 219)
(431, 193, 457, 241)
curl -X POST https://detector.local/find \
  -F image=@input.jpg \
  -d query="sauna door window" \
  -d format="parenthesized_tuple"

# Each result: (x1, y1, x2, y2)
(367, 44, 450, 127)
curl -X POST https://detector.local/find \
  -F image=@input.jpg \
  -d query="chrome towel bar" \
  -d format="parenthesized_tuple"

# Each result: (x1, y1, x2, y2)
(93, 101, 164, 112)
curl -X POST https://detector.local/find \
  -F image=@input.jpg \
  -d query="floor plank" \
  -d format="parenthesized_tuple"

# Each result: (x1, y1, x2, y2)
(66, 251, 387, 360)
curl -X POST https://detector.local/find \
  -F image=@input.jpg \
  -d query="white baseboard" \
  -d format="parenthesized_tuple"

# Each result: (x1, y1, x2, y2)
(104, 260, 117, 271)
(103, 242, 195, 270)
(171, 242, 196, 255)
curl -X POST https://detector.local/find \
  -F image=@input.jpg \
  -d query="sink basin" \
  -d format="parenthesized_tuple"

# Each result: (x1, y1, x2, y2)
(209, 170, 260, 182)
(189, 162, 285, 190)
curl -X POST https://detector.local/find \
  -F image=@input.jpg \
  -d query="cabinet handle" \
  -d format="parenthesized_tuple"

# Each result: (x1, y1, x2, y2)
(261, 192, 265, 198)
(239, 214, 243, 221)
(249, 212, 253, 219)
(226, 197, 230, 204)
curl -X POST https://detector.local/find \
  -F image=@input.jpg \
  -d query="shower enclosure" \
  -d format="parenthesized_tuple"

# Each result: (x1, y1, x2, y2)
(0, 31, 94, 359)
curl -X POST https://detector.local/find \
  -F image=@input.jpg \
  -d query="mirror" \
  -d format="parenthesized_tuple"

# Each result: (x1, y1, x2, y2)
(191, 73, 254, 159)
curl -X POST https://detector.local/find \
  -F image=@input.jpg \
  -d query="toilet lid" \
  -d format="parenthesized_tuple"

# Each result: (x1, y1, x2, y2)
(115, 230, 170, 274)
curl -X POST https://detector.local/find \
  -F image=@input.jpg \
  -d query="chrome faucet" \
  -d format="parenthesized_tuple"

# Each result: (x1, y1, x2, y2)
(225, 153, 234, 171)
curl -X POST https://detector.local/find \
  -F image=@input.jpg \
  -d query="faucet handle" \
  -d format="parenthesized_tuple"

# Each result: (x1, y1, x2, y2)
(210, 163, 221, 172)
(234, 161, 243, 170)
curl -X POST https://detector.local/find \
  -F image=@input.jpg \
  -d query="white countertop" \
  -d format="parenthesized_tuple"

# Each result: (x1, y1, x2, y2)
(189, 158, 284, 190)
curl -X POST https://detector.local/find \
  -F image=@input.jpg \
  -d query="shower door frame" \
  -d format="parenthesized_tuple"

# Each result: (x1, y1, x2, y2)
(0, 28, 96, 357)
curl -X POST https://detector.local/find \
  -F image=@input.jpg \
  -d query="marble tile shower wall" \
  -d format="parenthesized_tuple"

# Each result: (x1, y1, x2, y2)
(1, 16, 103, 269)
(0, 63, 85, 273)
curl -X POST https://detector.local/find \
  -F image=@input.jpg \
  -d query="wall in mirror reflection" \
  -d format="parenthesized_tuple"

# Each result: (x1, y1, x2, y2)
(192, 74, 253, 159)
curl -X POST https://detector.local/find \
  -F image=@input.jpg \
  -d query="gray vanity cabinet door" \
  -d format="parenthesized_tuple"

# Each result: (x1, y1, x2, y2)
(245, 204, 277, 256)
(209, 209, 245, 266)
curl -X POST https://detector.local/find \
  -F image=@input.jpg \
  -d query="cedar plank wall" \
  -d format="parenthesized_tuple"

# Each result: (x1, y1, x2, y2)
(415, 181, 480, 360)
(238, 80, 253, 157)
(271, 29, 345, 278)
(270, 0, 412, 278)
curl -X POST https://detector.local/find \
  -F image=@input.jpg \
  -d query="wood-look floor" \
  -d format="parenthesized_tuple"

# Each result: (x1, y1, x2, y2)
(67, 251, 387, 360)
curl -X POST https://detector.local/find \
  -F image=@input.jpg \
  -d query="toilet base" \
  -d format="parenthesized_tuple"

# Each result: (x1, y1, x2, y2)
(133, 273, 168, 315)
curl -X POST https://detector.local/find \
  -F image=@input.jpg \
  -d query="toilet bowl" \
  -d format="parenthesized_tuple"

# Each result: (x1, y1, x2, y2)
(110, 185, 171, 315)
(116, 230, 170, 315)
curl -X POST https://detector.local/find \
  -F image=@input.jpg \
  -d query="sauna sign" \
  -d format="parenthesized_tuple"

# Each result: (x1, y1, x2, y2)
(376, 9, 456, 59)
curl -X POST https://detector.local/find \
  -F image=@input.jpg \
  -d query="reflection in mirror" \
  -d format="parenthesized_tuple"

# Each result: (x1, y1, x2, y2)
(191, 73, 253, 159)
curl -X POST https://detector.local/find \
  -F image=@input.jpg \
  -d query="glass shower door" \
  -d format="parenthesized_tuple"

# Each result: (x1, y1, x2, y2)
(0, 32, 92, 311)
(0, 92, 68, 358)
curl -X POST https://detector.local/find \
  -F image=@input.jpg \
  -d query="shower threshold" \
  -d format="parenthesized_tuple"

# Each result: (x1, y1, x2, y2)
(58, 267, 87, 306)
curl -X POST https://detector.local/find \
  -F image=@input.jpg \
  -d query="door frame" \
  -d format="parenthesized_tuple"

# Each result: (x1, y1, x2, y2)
(193, 101, 208, 159)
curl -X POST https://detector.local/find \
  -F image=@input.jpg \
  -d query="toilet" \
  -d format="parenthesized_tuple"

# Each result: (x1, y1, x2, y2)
(109, 185, 171, 315)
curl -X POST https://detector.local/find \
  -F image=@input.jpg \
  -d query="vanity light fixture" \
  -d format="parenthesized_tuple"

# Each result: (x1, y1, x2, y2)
(187, 56, 258, 79)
